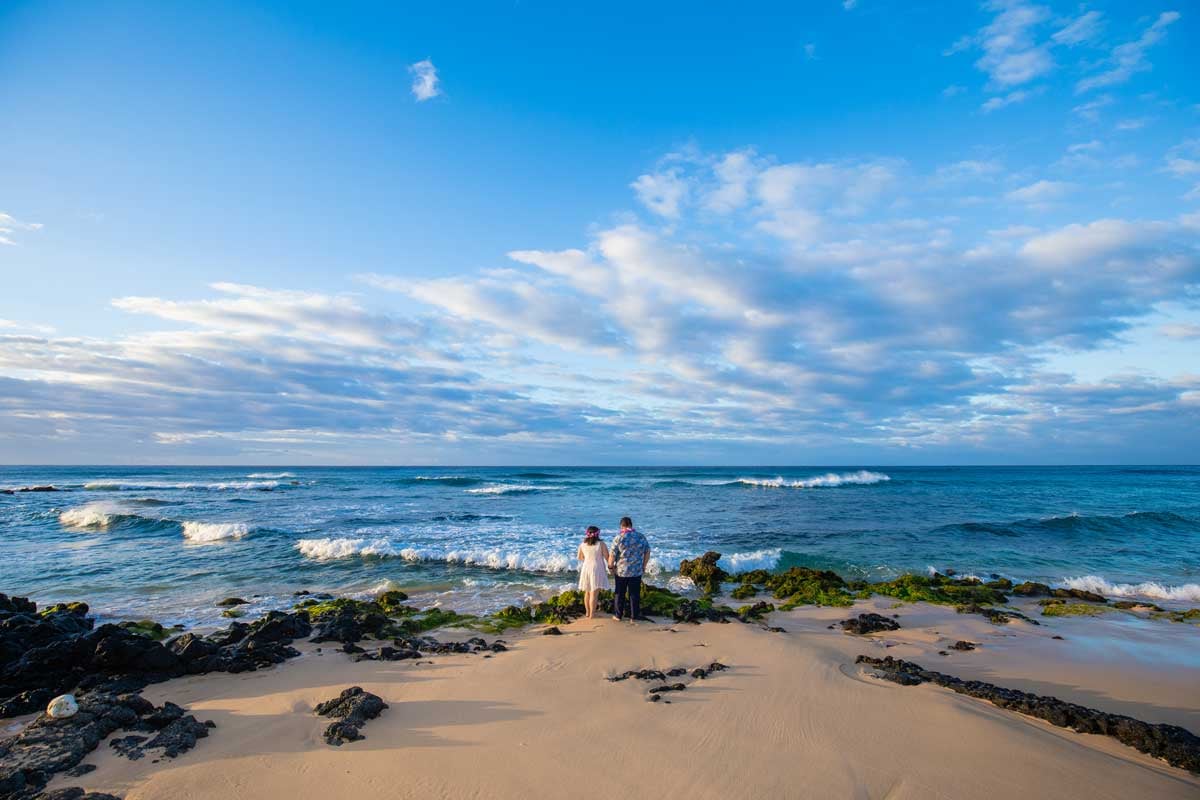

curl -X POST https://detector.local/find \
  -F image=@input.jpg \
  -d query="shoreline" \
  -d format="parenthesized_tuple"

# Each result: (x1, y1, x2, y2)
(2, 570, 1199, 799)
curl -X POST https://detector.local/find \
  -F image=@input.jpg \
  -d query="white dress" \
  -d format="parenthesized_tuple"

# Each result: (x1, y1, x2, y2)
(577, 541, 611, 592)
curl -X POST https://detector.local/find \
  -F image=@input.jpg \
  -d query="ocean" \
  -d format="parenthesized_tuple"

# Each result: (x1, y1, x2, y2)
(2, 465, 1198, 626)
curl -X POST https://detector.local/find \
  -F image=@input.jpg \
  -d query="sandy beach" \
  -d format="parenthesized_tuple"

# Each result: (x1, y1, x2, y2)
(30, 596, 1199, 800)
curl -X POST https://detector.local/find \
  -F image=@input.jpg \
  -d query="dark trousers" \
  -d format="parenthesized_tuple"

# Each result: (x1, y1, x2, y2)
(615, 575, 642, 620)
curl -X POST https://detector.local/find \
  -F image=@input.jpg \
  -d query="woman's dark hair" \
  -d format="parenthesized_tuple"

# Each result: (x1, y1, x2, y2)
(584, 525, 600, 544)
(620, 516, 633, 530)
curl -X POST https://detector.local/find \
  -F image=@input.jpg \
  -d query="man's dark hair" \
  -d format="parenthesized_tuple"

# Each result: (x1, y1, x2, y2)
(620, 516, 633, 530)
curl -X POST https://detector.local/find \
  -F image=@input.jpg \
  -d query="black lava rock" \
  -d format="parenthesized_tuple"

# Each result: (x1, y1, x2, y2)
(314, 687, 388, 746)
(840, 613, 901, 635)
(856, 656, 1200, 774)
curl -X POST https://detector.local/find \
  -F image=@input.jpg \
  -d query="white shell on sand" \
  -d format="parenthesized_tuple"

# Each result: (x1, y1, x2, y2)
(47, 694, 78, 719)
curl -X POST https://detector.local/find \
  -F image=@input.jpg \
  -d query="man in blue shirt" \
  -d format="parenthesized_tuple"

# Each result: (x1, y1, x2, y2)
(608, 516, 651, 622)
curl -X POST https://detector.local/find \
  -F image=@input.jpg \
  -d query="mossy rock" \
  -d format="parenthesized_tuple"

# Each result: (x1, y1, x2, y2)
(733, 569, 773, 585)
(532, 590, 587, 624)
(1011, 581, 1052, 596)
(868, 573, 1008, 606)
(1041, 602, 1110, 617)
(1112, 600, 1165, 612)
(736, 601, 775, 622)
(216, 597, 248, 607)
(40, 602, 89, 617)
(984, 578, 1013, 591)
(766, 567, 853, 608)
(220, 608, 245, 618)
(640, 584, 683, 616)
(679, 552, 729, 595)
(730, 584, 758, 600)
(472, 605, 535, 633)
(296, 596, 419, 622)
(398, 608, 475, 633)
(376, 590, 410, 615)
(1151, 608, 1200, 624)
(119, 619, 168, 639)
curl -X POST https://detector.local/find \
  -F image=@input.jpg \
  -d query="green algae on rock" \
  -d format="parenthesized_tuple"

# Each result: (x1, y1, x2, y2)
(118, 619, 169, 639)
(679, 551, 729, 595)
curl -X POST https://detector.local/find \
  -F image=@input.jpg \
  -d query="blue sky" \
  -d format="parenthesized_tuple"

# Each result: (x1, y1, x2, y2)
(1, 0, 1198, 464)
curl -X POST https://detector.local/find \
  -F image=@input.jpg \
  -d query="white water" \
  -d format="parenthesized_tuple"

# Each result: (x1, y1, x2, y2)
(58, 501, 126, 530)
(736, 470, 890, 488)
(1061, 575, 1200, 603)
(464, 483, 564, 495)
(181, 521, 251, 542)
(85, 480, 281, 491)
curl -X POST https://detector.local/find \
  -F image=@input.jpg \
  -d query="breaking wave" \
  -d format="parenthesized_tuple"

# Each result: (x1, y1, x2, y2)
(396, 475, 483, 487)
(735, 471, 891, 489)
(85, 480, 283, 492)
(464, 483, 565, 495)
(719, 548, 784, 572)
(294, 537, 574, 572)
(181, 521, 251, 543)
(58, 502, 136, 530)
(246, 472, 295, 479)
(1060, 575, 1200, 603)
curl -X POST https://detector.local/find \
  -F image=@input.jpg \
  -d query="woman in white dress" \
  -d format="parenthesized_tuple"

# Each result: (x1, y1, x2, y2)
(577, 525, 611, 619)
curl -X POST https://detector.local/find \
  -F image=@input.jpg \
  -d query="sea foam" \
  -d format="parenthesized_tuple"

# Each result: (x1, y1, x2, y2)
(736, 470, 890, 488)
(181, 521, 250, 542)
(85, 480, 281, 491)
(464, 483, 564, 495)
(1061, 575, 1200, 603)
(295, 537, 575, 572)
(720, 548, 784, 572)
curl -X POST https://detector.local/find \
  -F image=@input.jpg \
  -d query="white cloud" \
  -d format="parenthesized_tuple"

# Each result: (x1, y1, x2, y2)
(942, 84, 967, 98)
(1165, 140, 1200, 178)
(1052, 10, 1103, 46)
(1019, 218, 1159, 266)
(804, 43, 818, 60)
(409, 59, 441, 102)
(1076, 11, 1181, 93)
(0, 212, 43, 246)
(1115, 117, 1148, 131)
(631, 168, 689, 218)
(705, 150, 758, 213)
(6, 145, 1199, 462)
(973, 1, 1054, 88)
(1072, 93, 1113, 121)
(933, 159, 1003, 183)
(1005, 179, 1073, 204)
(1160, 323, 1200, 340)
(843, 0, 858, 9)
(981, 88, 1034, 112)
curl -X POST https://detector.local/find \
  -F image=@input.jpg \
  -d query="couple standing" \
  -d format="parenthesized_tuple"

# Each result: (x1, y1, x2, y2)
(576, 516, 650, 621)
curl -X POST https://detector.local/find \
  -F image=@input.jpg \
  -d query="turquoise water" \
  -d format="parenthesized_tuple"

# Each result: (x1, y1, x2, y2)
(2, 466, 1198, 625)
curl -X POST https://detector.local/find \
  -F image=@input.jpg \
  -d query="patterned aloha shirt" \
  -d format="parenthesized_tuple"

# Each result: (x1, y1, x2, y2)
(610, 528, 650, 578)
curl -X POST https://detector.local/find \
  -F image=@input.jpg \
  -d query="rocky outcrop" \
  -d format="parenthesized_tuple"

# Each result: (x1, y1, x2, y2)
(671, 599, 736, 624)
(840, 613, 900, 635)
(1051, 588, 1108, 603)
(314, 687, 387, 746)
(1, 596, 308, 720)
(0, 691, 212, 797)
(857, 656, 1200, 774)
